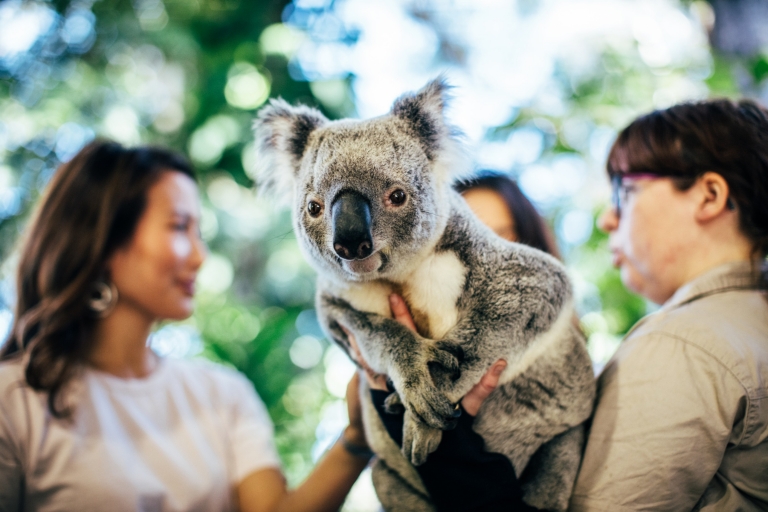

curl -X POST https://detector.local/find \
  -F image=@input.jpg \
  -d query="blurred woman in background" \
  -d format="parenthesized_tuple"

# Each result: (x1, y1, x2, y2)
(570, 99, 768, 511)
(0, 140, 374, 512)
(455, 172, 560, 258)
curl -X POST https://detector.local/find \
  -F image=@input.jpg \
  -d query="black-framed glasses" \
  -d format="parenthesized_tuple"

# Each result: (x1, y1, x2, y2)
(610, 173, 663, 217)
(611, 172, 736, 217)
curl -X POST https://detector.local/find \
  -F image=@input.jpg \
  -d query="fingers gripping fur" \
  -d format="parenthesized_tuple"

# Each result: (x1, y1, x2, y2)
(252, 99, 328, 200)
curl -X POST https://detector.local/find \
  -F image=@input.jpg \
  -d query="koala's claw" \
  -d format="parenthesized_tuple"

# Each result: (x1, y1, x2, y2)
(400, 377, 458, 430)
(402, 412, 443, 466)
(435, 341, 464, 364)
(383, 392, 404, 414)
(428, 346, 460, 375)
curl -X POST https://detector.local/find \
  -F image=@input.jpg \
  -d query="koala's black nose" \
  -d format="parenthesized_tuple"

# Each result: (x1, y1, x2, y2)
(331, 190, 374, 260)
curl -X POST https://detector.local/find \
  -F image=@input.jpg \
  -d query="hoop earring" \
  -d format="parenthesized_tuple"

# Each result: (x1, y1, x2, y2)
(88, 280, 118, 317)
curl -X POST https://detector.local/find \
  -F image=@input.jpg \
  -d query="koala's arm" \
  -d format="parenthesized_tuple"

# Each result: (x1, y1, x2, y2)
(319, 276, 571, 412)
(318, 294, 462, 430)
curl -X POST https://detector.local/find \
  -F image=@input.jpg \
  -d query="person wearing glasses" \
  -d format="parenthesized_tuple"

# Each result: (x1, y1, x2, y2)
(570, 100, 768, 511)
(0, 141, 374, 512)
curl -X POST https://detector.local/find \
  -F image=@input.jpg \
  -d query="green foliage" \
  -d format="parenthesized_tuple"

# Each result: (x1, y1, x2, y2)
(751, 55, 768, 83)
(706, 54, 741, 96)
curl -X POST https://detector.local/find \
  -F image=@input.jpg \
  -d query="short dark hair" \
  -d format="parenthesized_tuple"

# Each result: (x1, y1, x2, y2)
(454, 172, 560, 259)
(608, 98, 768, 289)
(2, 140, 195, 418)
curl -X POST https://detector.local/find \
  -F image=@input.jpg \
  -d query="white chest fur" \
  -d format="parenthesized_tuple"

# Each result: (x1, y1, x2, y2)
(333, 251, 467, 339)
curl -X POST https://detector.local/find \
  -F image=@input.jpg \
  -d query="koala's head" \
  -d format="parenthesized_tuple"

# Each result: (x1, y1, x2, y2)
(253, 78, 466, 282)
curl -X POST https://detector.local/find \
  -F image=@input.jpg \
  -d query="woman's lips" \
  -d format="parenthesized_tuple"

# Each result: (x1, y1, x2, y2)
(610, 251, 622, 268)
(178, 279, 196, 296)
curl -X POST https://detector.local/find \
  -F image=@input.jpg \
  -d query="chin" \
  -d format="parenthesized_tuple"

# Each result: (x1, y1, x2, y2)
(620, 268, 669, 305)
(620, 267, 644, 295)
(338, 253, 387, 281)
(163, 302, 195, 320)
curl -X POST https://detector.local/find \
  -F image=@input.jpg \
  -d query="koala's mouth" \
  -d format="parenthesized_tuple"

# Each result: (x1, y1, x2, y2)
(341, 251, 386, 276)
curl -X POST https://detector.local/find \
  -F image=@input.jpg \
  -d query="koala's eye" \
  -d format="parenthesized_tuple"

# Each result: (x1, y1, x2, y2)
(307, 200, 323, 217)
(389, 189, 407, 206)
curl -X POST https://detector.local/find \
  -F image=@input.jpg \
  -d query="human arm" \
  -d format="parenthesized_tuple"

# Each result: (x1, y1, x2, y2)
(569, 332, 744, 512)
(237, 372, 371, 512)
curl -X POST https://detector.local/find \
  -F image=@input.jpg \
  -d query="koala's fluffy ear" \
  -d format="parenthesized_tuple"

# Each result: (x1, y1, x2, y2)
(252, 99, 328, 198)
(391, 77, 456, 161)
(391, 78, 469, 183)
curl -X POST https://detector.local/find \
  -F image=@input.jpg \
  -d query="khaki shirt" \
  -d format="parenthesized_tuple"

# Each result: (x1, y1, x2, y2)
(571, 261, 768, 511)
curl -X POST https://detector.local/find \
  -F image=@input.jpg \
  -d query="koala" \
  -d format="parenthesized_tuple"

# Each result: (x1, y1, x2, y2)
(253, 79, 596, 512)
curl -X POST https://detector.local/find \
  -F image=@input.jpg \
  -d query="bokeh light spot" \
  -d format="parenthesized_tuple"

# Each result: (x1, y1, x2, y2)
(225, 63, 271, 110)
(323, 345, 356, 398)
(289, 335, 324, 369)
(260, 23, 306, 58)
(197, 253, 234, 294)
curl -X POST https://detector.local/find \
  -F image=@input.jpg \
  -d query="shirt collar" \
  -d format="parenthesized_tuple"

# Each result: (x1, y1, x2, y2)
(663, 260, 763, 310)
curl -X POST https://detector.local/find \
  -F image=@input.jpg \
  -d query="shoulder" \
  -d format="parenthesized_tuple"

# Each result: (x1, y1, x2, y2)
(0, 356, 33, 405)
(0, 357, 43, 451)
(161, 358, 272, 416)
(626, 289, 768, 394)
(0, 356, 25, 382)
(445, 204, 569, 290)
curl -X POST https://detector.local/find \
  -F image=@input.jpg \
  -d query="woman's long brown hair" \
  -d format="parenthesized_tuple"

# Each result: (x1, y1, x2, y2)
(1, 140, 195, 418)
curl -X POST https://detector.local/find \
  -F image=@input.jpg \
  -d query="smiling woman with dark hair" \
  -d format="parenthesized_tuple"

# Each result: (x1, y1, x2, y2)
(570, 99, 768, 511)
(0, 140, 378, 512)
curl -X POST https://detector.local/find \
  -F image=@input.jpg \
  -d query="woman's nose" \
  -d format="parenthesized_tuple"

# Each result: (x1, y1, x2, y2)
(190, 235, 207, 270)
(597, 207, 619, 232)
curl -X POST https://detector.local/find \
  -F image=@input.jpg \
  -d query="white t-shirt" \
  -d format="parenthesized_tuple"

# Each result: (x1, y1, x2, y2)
(0, 356, 281, 512)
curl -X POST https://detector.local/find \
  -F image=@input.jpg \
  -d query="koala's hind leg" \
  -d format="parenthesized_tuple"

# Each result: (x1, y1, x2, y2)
(372, 459, 435, 512)
(520, 424, 586, 512)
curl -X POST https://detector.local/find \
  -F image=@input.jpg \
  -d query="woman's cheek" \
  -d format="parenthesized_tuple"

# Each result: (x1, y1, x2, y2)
(171, 235, 192, 260)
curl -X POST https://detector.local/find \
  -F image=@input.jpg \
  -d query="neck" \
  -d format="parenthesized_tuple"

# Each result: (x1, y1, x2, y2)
(89, 304, 157, 378)
(678, 220, 754, 291)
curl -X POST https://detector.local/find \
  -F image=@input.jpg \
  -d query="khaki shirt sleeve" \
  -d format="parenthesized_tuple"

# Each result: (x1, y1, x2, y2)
(570, 332, 745, 512)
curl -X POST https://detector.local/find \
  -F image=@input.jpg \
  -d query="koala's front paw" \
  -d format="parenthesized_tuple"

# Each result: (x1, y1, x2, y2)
(399, 374, 459, 431)
(383, 392, 404, 414)
(402, 411, 443, 466)
(394, 343, 462, 430)
(429, 341, 462, 376)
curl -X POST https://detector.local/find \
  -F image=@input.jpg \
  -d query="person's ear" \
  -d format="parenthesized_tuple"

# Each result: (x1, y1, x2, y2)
(695, 172, 732, 222)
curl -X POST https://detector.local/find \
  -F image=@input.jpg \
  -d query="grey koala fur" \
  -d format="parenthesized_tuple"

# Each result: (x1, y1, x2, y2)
(253, 78, 596, 511)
